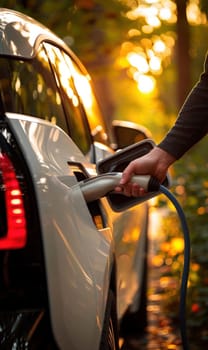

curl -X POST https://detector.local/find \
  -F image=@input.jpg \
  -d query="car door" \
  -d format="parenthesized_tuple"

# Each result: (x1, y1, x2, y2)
(44, 43, 149, 319)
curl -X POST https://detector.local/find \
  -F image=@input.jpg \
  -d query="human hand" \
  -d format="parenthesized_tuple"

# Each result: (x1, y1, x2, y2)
(114, 147, 175, 197)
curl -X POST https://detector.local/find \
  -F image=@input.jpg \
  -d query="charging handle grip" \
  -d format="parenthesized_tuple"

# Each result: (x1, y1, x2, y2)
(79, 172, 160, 202)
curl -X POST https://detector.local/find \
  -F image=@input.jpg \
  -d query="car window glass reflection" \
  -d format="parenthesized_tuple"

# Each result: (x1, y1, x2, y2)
(63, 53, 109, 146)
(44, 43, 92, 157)
(0, 45, 68, 133)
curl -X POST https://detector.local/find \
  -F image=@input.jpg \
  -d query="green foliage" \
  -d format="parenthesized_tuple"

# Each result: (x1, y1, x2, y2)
(8, 0, 131, 62)
(66, 0, 132, 68)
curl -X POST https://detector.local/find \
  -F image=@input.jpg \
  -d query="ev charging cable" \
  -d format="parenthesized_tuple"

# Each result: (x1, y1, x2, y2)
(79, 173, 190, 350)
(159, 184, 190, 350)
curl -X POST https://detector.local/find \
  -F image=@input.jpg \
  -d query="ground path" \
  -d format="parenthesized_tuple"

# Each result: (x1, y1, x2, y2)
(120, 260, 183, 350)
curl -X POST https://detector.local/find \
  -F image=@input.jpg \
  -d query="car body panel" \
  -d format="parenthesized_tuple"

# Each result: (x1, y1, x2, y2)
(7, 111, 148, 340)
(0, 8, 65, 58)
(6, 112, 114, 349)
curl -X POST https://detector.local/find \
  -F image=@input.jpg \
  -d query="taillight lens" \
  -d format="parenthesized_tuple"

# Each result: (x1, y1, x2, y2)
(0, 153, 27, 249)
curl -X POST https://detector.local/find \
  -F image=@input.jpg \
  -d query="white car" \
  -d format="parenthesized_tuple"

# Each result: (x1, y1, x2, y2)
(0, 8, 164, 350)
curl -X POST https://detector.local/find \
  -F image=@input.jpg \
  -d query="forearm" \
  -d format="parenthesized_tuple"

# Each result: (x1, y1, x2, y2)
(158, 55, 208, 159)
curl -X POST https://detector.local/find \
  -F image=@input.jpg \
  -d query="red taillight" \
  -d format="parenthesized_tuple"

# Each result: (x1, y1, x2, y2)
(0, 153, 27, 249)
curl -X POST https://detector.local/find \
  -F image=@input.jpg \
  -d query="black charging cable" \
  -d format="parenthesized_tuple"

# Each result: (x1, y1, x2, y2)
(159, 184, 190, 350)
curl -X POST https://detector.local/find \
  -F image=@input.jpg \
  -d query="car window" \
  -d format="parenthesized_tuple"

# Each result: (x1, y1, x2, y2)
(44, 43, 92, 157)
(62, 53, 109, 146)
(0, 46, 68, 133)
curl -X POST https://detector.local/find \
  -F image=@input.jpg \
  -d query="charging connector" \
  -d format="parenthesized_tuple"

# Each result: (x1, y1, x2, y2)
(79, 173, 160, 202)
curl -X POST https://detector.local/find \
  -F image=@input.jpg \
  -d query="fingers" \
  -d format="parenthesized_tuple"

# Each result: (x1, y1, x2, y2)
(119, 162, 136, 185)
(115, 181, 146, 197)
(122, 182, 146, 197)
(114, 160, 146, 197)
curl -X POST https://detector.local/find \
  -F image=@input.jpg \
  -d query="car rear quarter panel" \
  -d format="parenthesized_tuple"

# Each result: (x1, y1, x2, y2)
(6, 113, 113, 350)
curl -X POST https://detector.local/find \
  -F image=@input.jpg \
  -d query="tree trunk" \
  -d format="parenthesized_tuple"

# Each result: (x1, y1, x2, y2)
(175, 0, 191, 109)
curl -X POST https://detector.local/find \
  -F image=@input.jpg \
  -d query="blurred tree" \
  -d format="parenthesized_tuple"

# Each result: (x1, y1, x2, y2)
(199, 0, 208, 15)
(175, 0, 207, 107)
(66, 0, 132, 122)
(175, 0, 191, 107)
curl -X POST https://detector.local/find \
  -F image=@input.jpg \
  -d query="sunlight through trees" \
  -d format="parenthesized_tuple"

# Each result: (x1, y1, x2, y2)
(119, 0, 207, 94)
